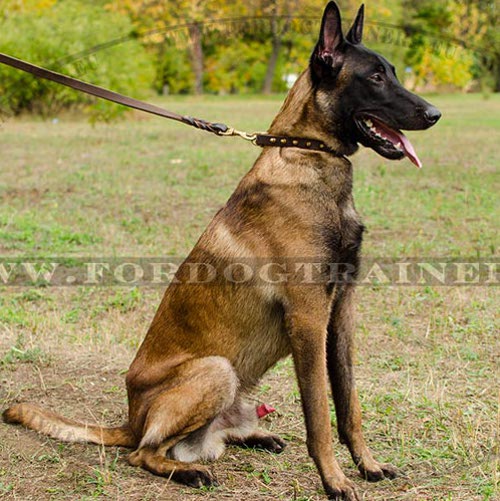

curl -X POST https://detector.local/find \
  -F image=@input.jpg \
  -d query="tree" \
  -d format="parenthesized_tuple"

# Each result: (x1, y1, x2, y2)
(0, 0, 56, 18)
(0, 0, 154, 118)
(257, 1, 296, 94)
(466, 0, 500, 92)
(401, 0, 496, 91)
(107, 0, 242, 94)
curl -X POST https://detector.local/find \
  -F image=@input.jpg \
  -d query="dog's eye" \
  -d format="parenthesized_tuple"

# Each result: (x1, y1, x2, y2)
(369, 73, 383, 83)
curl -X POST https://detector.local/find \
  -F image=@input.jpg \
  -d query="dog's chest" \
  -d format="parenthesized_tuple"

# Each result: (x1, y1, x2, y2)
(322, 198, 364, 264)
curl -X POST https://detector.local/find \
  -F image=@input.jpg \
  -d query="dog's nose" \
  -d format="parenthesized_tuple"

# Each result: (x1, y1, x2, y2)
(424, 106, 441, 125)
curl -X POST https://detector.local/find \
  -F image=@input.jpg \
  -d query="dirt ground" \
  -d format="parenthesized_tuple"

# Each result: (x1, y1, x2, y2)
(1, 285, 497, 501)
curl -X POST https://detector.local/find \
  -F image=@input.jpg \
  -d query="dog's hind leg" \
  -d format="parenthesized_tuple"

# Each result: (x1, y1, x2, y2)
(128, 356, 238, 487)
(170, 397, 287, 461)
(129, 445, 217, 487)
(327, 285, 399, 481)
(222, 398, 287, 454)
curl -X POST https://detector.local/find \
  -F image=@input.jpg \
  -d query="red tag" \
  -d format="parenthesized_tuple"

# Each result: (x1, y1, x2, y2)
(256, 403, 276, 419)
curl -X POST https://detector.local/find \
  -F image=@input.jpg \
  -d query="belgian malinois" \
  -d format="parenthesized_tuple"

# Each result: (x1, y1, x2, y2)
(3, 2, 441, 499)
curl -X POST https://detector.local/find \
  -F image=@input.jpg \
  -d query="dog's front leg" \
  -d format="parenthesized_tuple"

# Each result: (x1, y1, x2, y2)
(286, 296, 360, 501)
(327, 284, 399, 481)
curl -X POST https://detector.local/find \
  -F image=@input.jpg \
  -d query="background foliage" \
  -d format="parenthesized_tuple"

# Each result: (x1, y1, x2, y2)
(0, 0, 498, 116)
(0, 0, 154, 119)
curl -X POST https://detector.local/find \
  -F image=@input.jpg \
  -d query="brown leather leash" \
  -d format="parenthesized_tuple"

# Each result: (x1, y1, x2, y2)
(0, 52, 340, 156)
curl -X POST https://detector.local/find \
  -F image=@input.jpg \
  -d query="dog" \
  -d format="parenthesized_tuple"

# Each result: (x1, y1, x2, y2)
(3, 2, 440, 499)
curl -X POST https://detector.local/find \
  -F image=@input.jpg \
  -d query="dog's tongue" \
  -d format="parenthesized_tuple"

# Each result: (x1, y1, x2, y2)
(397, 132, 422, 168)
(373, 119, 422, 168)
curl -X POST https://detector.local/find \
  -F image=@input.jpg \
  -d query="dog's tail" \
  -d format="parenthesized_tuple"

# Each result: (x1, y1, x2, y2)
(2, 403, 136, 448)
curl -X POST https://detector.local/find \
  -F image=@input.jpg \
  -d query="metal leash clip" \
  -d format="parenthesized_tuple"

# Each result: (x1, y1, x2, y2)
(218, 127, 258, 144)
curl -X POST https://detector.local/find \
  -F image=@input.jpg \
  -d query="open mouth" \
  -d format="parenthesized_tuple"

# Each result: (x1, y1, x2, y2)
(355, 115, 422, 168)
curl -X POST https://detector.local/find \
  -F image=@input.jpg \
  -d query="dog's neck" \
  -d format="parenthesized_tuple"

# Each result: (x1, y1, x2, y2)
(268, 69, 355, 157)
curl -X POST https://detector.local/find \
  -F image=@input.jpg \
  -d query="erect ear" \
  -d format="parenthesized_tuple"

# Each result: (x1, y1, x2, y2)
(346, 4, 364, 44)
(313, 1, 344, 68)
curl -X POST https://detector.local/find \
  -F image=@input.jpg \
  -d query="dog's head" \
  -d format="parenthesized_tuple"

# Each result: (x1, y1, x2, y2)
(310, 2, 441, 167)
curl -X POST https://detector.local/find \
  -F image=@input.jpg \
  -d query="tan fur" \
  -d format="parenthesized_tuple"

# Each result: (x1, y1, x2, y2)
(2, 403, 136, 447)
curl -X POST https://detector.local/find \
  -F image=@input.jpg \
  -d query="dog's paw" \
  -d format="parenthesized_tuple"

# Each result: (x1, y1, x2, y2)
(325, 478, 361, 501)
(359, 461, 399, 482)
(172, 467, 218, 488)
(231, 432, 287, 453)
(379, 462, 399, 479)
(250, 433, 287, 453)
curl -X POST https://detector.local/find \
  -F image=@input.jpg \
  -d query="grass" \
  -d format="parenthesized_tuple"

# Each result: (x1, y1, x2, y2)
(0, 92, 498, 500)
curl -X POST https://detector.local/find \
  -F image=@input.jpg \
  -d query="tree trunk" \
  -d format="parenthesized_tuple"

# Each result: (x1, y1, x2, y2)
(262, 34, 281, 94)
(494, 57, 500, 93)
(262, 8, 292, 95)
(188, 22, 204, 95)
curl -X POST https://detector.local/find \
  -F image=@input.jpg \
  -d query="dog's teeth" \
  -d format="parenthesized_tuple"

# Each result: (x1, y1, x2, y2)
(365, 119, 373, 127)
